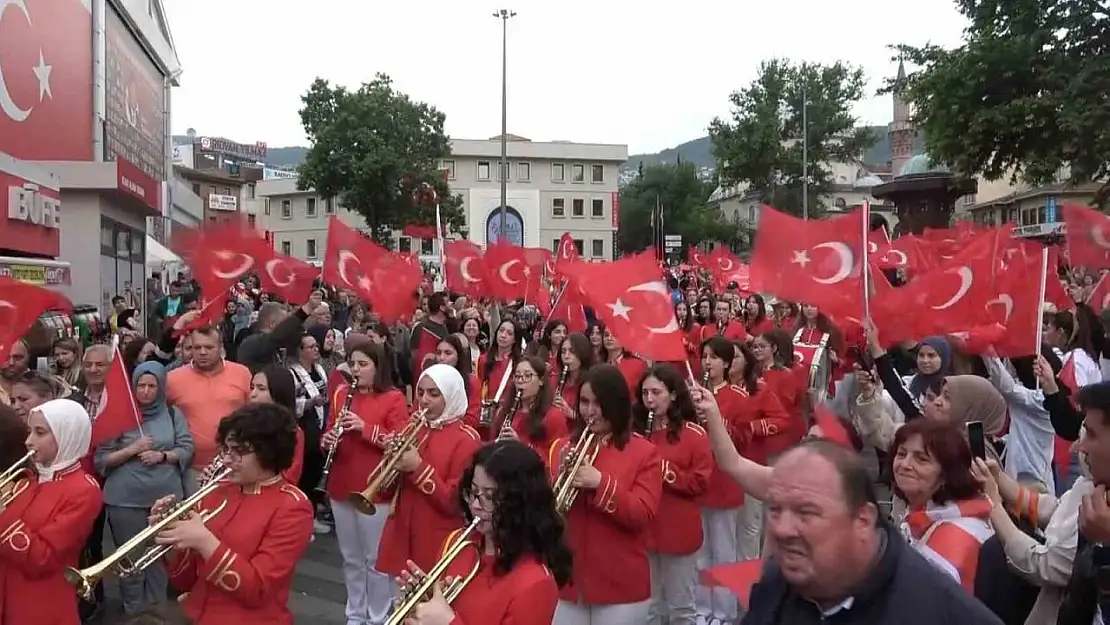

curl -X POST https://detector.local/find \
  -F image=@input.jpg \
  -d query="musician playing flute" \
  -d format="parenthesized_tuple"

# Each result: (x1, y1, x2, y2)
(0, 401, 102, 625)
(151, 402, 312, 625)
(493, 357, 567, 463)
(322, 336, 408, 625)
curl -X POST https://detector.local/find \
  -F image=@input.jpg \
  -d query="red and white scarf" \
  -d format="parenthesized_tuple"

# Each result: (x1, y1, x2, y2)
(901, 497, 994, 592)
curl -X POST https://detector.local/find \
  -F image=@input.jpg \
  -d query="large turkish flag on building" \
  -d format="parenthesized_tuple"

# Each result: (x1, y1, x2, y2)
(0, 0, 93, 161)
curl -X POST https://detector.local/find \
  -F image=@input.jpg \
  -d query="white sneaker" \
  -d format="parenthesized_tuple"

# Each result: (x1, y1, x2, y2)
(313, 519, 332, 534)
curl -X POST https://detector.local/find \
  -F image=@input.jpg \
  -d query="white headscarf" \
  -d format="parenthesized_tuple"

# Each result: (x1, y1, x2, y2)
(32, 399, 92, 482)
(418, 364, 468, 425)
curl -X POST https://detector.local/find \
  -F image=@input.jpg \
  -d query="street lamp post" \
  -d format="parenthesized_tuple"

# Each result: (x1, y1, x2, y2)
(494, 9, 516, 243)
(801, 77, 808, 221)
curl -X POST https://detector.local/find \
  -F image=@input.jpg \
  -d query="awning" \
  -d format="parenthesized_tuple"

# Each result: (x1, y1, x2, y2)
(146, 236, 181, 265)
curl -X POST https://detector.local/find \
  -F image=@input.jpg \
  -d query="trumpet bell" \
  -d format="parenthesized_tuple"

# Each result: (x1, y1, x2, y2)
(347, 492, 377, 515)
(0, 474, 30, 508)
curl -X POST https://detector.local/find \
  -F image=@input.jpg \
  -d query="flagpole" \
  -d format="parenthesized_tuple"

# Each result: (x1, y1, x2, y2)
(1034, 246, 1050, 390)
(435, 200, 446, 290)
(862, 200, 871, 321)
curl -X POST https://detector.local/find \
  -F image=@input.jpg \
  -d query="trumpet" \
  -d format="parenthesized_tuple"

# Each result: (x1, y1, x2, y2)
(348, 409, 429, 515)
(497, 391, 523, 441)
(317, 384, 355, 495)
(386, 516, 482, 625)
(0, 451, 33, 508)
(65, 464, 233, 600)
(554, 365, 569, 401)
(553, 430, 600, 516)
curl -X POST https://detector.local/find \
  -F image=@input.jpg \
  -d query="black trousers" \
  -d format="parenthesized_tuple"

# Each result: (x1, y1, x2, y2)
(78, 507, 107, 617)
(298, 413, 326, 508)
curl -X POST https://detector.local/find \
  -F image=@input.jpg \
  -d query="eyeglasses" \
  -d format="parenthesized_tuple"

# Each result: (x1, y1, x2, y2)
(466, 487, 497, 510)
(220, 444, 253, 459)
(514, 372, 536, 382)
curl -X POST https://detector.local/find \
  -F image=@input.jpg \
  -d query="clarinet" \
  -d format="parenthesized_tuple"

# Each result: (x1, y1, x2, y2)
(717, 320, 726, 336)
(645, 409, 655, 434)
(701, 370, 710, 389)
(316, 384, 355, 495)
(555, 365, 569, 401)
(497, 391, 524, 440)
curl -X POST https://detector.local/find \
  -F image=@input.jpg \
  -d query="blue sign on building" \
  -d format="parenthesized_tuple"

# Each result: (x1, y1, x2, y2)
(486, 207, 524, 246)
(1046, 196, 1058, 223)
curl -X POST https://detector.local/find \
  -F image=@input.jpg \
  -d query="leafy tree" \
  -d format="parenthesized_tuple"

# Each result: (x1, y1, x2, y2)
(616, 163, 732, 257)
(888, 0, 1109, 207)
(709, 59, 878, 218)
(297, 74, 466, 246)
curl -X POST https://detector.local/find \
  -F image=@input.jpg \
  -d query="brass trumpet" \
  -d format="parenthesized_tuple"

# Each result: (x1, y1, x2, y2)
(348, 409, 429, 515)
(317, 384, 355, 496)
(65, 465, 233, 600)
(386, 516, 482, 625)
(0, 451, 34, 508)
(553, 430, 599, 516)
(497, 391, 523, 441)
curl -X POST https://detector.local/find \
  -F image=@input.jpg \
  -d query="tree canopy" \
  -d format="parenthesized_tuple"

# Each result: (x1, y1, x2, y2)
(709, 59, 877, 218)
(889, 0, 1110, 206)
(297, 74, 465, 245)
(616, 163, 735, 257)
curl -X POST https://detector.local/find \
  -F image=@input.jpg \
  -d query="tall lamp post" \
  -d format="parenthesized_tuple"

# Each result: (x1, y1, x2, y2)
(801, 74, 809, 221)
(493, 9, 516, 243)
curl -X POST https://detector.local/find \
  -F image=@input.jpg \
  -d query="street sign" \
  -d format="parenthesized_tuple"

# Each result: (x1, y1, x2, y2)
(664, 234, 682, 250)
(1045, 196, 1058, 223)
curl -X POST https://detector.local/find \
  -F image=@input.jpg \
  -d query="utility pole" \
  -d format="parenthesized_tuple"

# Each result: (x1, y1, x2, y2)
(494, 9, 516, 243)
(801, 72, 809, 221)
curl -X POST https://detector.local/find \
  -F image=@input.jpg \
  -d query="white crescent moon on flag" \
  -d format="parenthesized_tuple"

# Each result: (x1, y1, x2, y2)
(0, 0, 34, 123)
(212, 250, 254, 280)
(338, 250, 362, 287)
(810, 242, 854, 285)
(265, 259, 296, 288)
(718, 257, 735, 272)
(561, 239, 575, 259)
(1092, 226, 1110, 250)
(793, 350, 804, 364)
(883, 249, 908, 266)
(932, 266, 973, 310)
(867, 241, 878, 254)
(986, 293, 1014, 323)
(626, 281, 678, 334)
(499, 259, 521, 285)
(459, 257, 481, 283)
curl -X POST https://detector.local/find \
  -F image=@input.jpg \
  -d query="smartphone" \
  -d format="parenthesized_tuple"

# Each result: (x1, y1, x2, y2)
(967, 421, 987, 459)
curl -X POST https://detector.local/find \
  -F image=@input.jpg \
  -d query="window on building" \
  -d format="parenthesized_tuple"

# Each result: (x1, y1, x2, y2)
(571, 164, 585, 183)
(591, 239, 604, 258)
(399, 237, 412, 253)
(591, 164, 604, 183)
(191, 183, 201, 196)
(963, 194, 977, 206)
(477, 161, 491, 180)
(552, 198, 565, 217)
(552, 163, 565, 182)
(591, 198, 604, 217)
(264, 199, 271, 216)
(306, 238, 318, 258)
(441, 159, 456, 180)
(551, 239, 561, 253)
(247, 214, 256, 228)
(306, 197, 317, 217)
(518, 162, 531, 181)
(280, 240, 291, 255)
(246, 185, 256, 199)
(221, 187, 231, 196)
(572, 198, 584, 217)
(325, 197, 335, 214)
(574, 239, 584, 255)
(281, 199, 291, 219)
(421, 238, 433, 255)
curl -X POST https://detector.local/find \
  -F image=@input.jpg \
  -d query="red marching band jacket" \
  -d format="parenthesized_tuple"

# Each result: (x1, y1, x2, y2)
(737, 378, 799, 466)
(321, 386, 410, 505)
(698, 320, 748, 345)
(0, 464, 101, 625)
(647, 422, 713, 555)
(477, 354, 514, 439)
(702, 383, 747, 509)
(165, 476, 314, 625)
(377, 420, 482, 576)
(546, 433, 662, 605)
(497, 405, 569, 465)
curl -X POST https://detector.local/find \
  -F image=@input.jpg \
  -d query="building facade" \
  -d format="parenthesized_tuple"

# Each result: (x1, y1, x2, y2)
(256, 135, 629, 265)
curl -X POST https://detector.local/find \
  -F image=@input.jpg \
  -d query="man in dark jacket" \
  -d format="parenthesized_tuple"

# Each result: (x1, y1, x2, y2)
(237, 292, 323, 373)
(743, 440, 1002, 624)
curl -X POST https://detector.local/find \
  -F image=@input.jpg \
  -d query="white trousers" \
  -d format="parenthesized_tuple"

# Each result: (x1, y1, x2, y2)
(648, 551, 698, 625)
(332, 499, 394, 625)
(555, 599, 652, 625)
(695, 507, 738, 622)
(736, 500, 764, 561)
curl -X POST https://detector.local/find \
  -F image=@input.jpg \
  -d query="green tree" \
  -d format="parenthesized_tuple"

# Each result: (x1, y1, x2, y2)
(616, 163, 732, 257)
(297, 74, 465, 246)
(709, 59, 878, 218)
(888, 0, 1109, 206)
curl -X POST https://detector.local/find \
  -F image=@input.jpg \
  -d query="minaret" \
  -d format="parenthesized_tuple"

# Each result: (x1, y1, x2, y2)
(888, 59, 915, 177)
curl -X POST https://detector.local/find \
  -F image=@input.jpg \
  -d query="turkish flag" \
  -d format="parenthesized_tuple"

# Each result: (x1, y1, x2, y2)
(249, 243, 319, 304)
(538, 282, 588, 334)
(1063, 203, 1110, 269)
(482, 242, 540, 303)
(0, 0, 93, 161)
(701, 559, 764, 609)
(89, 346, 142, 447)
(554, 232, 580, 271)
(707, 248, 749, 291)
(561, 252, 685, 361)
(322, 216, 421, 323)
(1088, 274, 1110, 312)
(443, 240, 487, 299)
(0, 278, 71, 363)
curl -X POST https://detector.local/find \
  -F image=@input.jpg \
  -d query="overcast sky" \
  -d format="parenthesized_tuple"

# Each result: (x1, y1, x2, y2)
(163, 0, 968, 155)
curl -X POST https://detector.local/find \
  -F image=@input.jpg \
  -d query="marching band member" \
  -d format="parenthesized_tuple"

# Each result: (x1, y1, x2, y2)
(601, 328, 647, 399)
(636, 365, 712, 625)
(750, 330, 807, 453)
(153, 402, 313, 625)
(377, 364, 481, 577)
(550, 364, 662, 625)
(674, 301, 702, 379)
(0, 400, 102, 625)
(323, 337, 408, 625)
(698, 299, 747, 344)
(435, 334, 481, 431)
(477, 321, 523, 439)
(552, 333, 594, 426)
(398, 440, 572, 624)
(742, 295, 775, 337)
(494, 356, 568, 461)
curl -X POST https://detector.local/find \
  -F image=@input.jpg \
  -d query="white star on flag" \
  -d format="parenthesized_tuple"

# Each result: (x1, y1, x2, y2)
(358, 276, 372, 291)
(791, 250, 810, 267)
(607, 298, 633, 321)
(33, 51, 52, 100)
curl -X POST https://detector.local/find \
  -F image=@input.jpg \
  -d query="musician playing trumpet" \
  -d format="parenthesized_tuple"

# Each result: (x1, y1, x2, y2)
(0, 400, 102, 625)
(321, 337, 408, 625)
(377, 364, 480, 579)
(395, 440, 572, 625)
(150, 403, 313, 625)
(547, 365, 661, 625)
(494, 357, 568, 463)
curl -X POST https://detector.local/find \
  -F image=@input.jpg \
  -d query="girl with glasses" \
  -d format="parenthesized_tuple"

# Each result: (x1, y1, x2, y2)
(494, 356, 568, 462)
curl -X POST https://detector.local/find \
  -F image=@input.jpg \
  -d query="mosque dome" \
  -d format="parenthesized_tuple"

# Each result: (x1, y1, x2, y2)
(853, 174, 884, 188)
(899, 153, 950, 177)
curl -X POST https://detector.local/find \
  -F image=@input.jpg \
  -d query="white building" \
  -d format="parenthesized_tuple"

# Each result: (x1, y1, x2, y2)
(256, 134, 629, 264)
